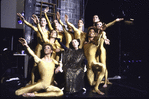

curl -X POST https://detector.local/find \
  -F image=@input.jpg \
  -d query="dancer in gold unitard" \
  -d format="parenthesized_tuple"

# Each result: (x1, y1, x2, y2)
(65, 14, 86, 49)
(56, 12, 74, 48)
(15, 38, 63, 97)
(44, 7, 64, 61)
(93, 15, 124, 28)
(83, 27, 106, 95)
(95, 21, 111, 88)
(17, 13, 50, 84)
(32, 14, 61, 59)
(44, 7, 64, 44)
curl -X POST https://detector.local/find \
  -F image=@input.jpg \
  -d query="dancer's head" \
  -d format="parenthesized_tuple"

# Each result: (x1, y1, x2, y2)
(52, 20, 60, 30)
(70, 39, 80, 49)
(40, 17, 47, 27)
(95, 21, 106, 31)
(87, 27, 96, 38)
(43, 43, 53, 56)
(78, 20, 84, 28)
(93, 15, 100, 23)
(50, 30, 58, 38)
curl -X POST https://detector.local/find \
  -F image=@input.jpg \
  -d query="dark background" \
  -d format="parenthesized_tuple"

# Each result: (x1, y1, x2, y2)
(84, 0, 148, 80)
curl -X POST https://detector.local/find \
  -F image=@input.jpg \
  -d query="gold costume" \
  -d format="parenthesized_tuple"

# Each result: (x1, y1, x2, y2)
(37, 23, 60, 59)
(83, 34, 106, 93)
(66, 21, 86, 49)
(44, 12, 64, 61)
(44, 12, 64, 43)
(58, 19, 74, 48)
(96, 31, 110, 87)
(15, 46, 63, 97)
(23, 20, 50, 58)
(23, 20, 50, 84)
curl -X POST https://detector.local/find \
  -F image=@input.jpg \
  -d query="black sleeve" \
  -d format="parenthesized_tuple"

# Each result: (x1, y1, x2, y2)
(83, 58, 87, 65)
(56, 38, 68, 51)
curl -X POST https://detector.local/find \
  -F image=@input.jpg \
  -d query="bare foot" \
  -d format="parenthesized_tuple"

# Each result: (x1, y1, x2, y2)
(22, 93, 35, 97)
(103, 84, 107, 88)
(107, 81, 112, 84)
(92, 89, 105, 95)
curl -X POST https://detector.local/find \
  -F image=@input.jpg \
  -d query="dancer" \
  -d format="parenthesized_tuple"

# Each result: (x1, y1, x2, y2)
(65, 14, 86, 49)
(15, 38, 63, 97)
(44, 7, 64, 44)
(95, 21, 111, 88)
(31, 14, 61, 59)
(56, 11, 74, 48)
(55, 38, 87, 94)
(44, 7, 64, 61)
(83, 27, 106, 95)
(17, 13, 50, 84)
(93, 15, 124, 28)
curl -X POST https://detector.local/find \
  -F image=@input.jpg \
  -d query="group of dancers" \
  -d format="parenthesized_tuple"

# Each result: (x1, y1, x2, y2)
(15, 7, 124, 97)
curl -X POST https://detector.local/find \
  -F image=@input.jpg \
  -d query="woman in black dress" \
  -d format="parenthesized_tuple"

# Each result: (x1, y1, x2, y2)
(55, 38, 87, 94)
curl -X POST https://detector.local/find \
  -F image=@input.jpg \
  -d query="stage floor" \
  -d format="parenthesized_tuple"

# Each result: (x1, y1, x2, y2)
(1, 77, 147, 98)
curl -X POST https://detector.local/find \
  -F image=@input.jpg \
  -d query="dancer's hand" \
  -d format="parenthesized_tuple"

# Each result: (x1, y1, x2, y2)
(105, 39, 110, 45)
(116, 18, 124, 22)
(65, 14, 69, 22)
(44, 7, 49, 13)
(19, 38, 29, 47)
(55, 62, 63, 74)
(84, 65, 87, 72)
(17, 13, 25, 21)
(59, 61, 63, 72)
(57, 12, 61, 20)
(31, 14, 39, 24)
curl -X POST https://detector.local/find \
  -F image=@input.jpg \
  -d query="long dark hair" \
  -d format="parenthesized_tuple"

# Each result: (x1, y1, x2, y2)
(69, 39, 80, 49)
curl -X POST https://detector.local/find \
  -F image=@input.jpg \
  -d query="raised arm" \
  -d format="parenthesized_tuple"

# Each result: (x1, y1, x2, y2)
(65, 14, 78, 32)
(106, 18, 124, 28)
(102, 31, 110, 45)
(56, 38, 68, 51)
(44, 7, 54, 31)
(32, 14, 49, 43)
(17, 13, 38, 32)
(19, 38, 41, 63)
(57, 12, 73, 47)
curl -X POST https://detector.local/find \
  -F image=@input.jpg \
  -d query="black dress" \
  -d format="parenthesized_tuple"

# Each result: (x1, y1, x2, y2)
(62, 49, 86, 94)
(57, 39, 87, 94)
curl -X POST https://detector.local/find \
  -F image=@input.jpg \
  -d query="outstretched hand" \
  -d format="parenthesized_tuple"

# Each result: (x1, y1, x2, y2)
(104, 39, 110, 45)
(44, 7, 49, 13)
(57, 11, 61, 20)
(116, 18, 124, 22)
(17, 13, 25, 21)
(31, 14, 39, 24)
(19, 38, 29, 47)
(65, 14, 69, 22)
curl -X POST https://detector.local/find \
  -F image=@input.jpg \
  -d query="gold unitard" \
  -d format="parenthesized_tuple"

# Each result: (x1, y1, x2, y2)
(44, 12, 64, 61)
(58, 18, 74, 48)
(23, 20, 50, 84)
(15, 46, 63, 97)
(66, 21, 86, 49)
(83, 34, 106, 94)
(96, 31, 111, 87)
